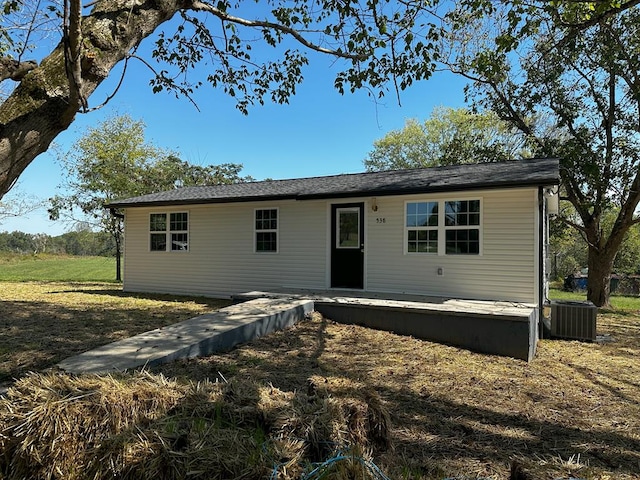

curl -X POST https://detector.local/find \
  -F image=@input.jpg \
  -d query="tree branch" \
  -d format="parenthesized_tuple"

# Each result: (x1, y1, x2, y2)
(550, 0, 640, 51)
(188, 0, 369, 61)
(0, 58, 38, 82)
(64, 0, 87, 111)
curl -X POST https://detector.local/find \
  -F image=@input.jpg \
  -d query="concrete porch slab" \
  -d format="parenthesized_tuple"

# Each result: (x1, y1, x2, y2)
(235, 290, 539, 361)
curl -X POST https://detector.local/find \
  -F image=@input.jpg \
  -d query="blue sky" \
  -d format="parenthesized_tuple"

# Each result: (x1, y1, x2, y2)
(1, 31, 468, 235)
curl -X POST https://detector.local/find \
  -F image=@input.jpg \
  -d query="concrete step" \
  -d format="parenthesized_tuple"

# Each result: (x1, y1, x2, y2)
(57, 298, 314, 375)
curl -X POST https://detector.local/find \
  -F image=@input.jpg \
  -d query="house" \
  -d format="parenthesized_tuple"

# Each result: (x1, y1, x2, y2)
(108, 158, 560, 359)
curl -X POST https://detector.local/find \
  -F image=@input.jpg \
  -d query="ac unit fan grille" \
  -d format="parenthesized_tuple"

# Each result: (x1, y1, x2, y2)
(550, 301, 597, 341)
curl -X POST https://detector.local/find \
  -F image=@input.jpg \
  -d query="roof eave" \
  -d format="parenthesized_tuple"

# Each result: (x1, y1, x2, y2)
(107, 176, 559, 209)
(298, 178, 560, 200)
(106, 193, 300, 209)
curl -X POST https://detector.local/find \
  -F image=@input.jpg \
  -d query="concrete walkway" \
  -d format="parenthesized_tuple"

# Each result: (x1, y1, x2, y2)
(57, 297, 314, 375)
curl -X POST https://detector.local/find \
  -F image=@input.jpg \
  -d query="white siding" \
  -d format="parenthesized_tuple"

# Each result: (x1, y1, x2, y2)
(365, 188, 538, 303)
(123, 200, 327, 297)
(122, 187, 540, 303)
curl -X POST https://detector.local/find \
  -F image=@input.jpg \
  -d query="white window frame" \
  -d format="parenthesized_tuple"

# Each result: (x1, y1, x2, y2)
(404, 201, 439, 255)
(404, 198, 482, 256)
(149, 211, 189, 252)
(443, 199, 482, 255)
(254, 208, 279, 253)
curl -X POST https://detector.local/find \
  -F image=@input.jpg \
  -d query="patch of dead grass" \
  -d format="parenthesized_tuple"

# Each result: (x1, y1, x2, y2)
(0, 372, 390, 479)
(157, 312, 640, 480)
(0, 281, 231, 383)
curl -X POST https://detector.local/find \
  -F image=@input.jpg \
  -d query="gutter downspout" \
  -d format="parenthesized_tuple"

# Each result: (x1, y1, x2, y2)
(538, 187, 550, 339)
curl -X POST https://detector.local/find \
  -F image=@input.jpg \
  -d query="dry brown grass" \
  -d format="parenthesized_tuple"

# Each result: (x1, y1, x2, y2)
(0, 281, 231, 384)
(0, 281, 639, 479)
(158, 311, 640, 480)
(0, 371, 390, 479)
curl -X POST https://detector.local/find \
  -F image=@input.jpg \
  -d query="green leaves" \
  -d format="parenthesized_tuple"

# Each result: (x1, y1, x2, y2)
(364, 107, 527, 172)
(2, 0, 19, 15)
(50, 115, 250, 235)
(142, 0, 447, 113)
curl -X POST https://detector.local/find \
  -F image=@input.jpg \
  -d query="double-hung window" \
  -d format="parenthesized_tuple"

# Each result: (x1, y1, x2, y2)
(255, 208, 278, 252)
(149, 212, 189, 252)
(405, 199, 481, 255)
(444, 200, 480, 254)
(406, 201, 439, 253)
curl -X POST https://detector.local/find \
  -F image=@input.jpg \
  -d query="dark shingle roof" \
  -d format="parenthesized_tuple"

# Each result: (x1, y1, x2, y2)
(107, 158, 559, 208)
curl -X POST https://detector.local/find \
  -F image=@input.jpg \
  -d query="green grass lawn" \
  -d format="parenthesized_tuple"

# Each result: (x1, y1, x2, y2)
(0, 253, 117, 282)
(549, 287, 640, 311)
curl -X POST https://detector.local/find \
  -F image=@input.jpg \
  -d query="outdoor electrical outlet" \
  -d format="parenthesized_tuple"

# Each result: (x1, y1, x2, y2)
(437, 267, 444, 276)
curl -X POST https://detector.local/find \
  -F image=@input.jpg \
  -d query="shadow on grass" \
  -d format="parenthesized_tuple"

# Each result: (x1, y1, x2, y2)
(50, 286, 227, 307)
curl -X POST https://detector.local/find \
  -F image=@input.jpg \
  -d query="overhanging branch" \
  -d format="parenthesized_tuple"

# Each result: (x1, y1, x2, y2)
(0, 58, 38, 82)
(188, 0, 369, 61)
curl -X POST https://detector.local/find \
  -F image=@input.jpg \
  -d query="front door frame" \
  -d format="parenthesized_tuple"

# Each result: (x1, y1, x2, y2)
(330, 202, 365, 289)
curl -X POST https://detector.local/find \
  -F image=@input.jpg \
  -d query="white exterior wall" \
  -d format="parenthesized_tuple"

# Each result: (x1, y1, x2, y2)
(122, 187, 540, 303)
(123, 199, 328, 297)
(366, 187, 538, 303)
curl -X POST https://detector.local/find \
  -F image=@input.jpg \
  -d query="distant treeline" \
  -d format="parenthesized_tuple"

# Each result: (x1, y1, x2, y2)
(0, 230, 115, 256)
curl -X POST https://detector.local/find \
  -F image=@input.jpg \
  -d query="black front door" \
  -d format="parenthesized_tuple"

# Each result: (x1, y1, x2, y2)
(331, 203, 365, 289)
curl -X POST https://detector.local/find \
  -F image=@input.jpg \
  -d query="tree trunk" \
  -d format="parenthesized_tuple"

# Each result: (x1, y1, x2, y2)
(0, 0, 187, 198)
(586, 249, 614, 307)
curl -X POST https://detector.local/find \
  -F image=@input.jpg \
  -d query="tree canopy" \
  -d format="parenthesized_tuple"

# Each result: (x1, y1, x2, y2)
(0, 0, 635, 199)
(364, 107, 528, 171)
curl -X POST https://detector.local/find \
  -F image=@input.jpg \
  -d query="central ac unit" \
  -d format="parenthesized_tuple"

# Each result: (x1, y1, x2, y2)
(550, 300, 597, 342)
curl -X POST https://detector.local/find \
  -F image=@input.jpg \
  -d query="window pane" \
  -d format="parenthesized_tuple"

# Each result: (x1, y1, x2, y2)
(407, 229, 437, 254)
(445, 228, 479, 255)
(407, 202, 438, 227)
(338, 211, 359, 248)
(256, 232, 277, 252)
(445, 200, 480, 227)
(150, 214, 166, 232)
(445, 202, 459, 226)
(171, 233, 188, 251)
(256, 209, 277, 230)
(170, 212, 188, 231)
(428, 203, 438, 226)
(150, 233, 166, 251)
